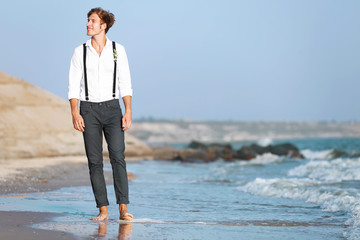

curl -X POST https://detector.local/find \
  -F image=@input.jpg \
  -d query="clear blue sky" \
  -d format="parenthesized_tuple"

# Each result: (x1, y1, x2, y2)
(1, 0, 359, 121)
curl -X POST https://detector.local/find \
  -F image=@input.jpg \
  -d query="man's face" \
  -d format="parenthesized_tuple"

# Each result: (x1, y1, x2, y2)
(87, 13, 106, 36)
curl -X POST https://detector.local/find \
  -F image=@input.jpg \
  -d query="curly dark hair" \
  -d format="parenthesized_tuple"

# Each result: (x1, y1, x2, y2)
(88, 7, 115, 33)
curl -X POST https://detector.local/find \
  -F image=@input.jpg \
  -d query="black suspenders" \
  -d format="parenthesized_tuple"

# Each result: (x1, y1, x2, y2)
(112, 41, 117, 99)
(83, 41, 117, 101)
(82, 44, 89, 101)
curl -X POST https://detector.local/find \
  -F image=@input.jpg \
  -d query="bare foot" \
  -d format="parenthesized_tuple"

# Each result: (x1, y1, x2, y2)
(92, 206, 109, 220)
(119, 204, 133, 221)
(92, 213, 109, 221)
(120, 213, 133, 221)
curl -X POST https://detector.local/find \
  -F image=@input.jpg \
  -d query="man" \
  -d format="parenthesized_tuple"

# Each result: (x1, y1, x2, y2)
(68, 7, 133, 221)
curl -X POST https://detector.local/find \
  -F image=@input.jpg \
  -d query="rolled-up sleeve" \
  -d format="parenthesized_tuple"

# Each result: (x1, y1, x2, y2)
(68, 47, 82, 100)
(117, 44, 133, 97)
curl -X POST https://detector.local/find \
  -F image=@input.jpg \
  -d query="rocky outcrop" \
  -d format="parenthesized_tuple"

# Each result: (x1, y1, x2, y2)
(188, 141, 233, 161)
(153, 140, 304, 162)
(328, 149, 360, 159)
(234, 146, 256, 160)
(235, 143, 303, 159)
(0, 72, 152, 160)
(152, 145, 179, 161)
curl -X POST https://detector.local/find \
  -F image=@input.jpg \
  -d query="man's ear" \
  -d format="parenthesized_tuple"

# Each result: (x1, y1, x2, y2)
(101, 23, 107, 31)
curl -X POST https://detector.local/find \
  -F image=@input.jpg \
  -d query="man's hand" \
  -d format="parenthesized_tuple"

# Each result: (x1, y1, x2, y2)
(122, 95, 132, 131)
(122, 111, 132, 131)
(72, 113, 85, 132)
(69, 99, 85, 132)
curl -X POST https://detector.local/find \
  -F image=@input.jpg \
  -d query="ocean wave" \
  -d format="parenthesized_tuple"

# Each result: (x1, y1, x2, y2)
(208, 153, 282, 178)
(230, 153, 282, 166)
(256, 138, 273, 147)
(301, 148, 360, 160)
(300, 149, 333, 160)
(238, 177, 360, 239)
(288, 158, 360, 182)
(328, 150, 360, 159)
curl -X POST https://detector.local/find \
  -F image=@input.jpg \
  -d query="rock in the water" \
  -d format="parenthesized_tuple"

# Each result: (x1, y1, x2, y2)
(188, 140, 208, 150)
(267, 143, 304, 158)
(168, 141, 304, 162)
(152, 145, 180, 161)
(328, 150, 360, 159)
(175, 148, 213, 163)
(187, 141, 233, 160)
(233, 146, 256, 160)
(248, 144, 269, 155)
(206, 144, 233, 161)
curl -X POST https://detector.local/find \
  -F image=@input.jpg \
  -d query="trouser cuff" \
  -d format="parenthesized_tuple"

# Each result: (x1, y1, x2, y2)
(96, 202, 109, 208)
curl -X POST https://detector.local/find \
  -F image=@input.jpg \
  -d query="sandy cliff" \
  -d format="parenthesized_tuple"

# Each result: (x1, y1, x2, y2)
(0, 72, 152, 160)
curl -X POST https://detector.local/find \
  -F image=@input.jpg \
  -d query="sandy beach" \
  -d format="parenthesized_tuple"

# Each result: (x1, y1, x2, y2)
(0, 156, 87, 239)
(1, 140, 358, 239)
(0, 156, 89, 194)
(0, 156, 137, 239)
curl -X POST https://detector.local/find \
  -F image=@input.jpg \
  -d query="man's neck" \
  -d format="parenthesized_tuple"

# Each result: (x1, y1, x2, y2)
(91, 34, 107, 56)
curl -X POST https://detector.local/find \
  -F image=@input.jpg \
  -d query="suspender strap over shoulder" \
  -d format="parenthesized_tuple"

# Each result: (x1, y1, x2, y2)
(82, 41, 117, 101)
(112, 41, 117, 99)
(83, 44, 89, 101)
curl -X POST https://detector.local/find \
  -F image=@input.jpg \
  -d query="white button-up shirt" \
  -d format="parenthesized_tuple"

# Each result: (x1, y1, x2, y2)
(68, 38, 133, 102)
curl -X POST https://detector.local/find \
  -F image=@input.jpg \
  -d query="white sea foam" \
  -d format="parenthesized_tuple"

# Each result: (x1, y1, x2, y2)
(288, 158, 360, 182)
(238, 175, 360, 239)
(127, 218, 165, 224)
(231, 153, 282, 166)
(257, 138, 273, 147)
(345, 204, 360, 239)
(209, 153, 282, 178)
(301, 149, 333, 160)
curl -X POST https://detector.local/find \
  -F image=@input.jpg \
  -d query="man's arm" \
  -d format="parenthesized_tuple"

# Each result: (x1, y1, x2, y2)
(122, 96, 132, 131)
(70, 98, 85, 132)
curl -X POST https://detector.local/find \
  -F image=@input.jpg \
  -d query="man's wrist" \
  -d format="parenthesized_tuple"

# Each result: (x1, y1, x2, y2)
(72, 111, 80, 117)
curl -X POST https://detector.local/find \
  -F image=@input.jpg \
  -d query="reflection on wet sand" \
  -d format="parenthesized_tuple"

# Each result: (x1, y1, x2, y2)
(118, 223, 133, 240)
(96, 221, 132, 240)
(97, 221, 107, 238)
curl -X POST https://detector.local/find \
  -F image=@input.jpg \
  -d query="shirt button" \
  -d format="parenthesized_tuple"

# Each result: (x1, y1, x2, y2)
(99, 103, 102, 106)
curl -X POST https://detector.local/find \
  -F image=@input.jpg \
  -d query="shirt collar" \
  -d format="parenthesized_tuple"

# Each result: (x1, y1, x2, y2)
(85, 37, 112, 47)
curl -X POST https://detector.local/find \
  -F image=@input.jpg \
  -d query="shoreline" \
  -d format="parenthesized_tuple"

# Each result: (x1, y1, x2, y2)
(0, 147, 354, 240)
(0, 156, 140, 240)
(0, 156, 139, 195)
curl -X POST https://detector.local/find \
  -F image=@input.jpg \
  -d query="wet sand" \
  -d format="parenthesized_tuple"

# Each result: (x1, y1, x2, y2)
(0, 211, 77, 240)
(0, 156, 137, 194)
(0, 156, 137, 240)
(0, 157, 89, 195)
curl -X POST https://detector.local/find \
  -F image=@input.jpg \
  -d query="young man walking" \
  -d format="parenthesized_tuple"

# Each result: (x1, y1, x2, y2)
(68, 7, 133, 221)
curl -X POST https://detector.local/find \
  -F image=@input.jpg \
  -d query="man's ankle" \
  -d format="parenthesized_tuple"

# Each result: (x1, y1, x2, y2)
(99, 206, 108, 213)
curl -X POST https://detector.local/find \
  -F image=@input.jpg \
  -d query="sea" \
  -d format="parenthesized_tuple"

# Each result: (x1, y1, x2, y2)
(1, 138, 360, 240)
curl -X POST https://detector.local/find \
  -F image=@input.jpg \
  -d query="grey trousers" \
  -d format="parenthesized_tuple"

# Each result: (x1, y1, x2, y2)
(80, 99, 129, 208)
